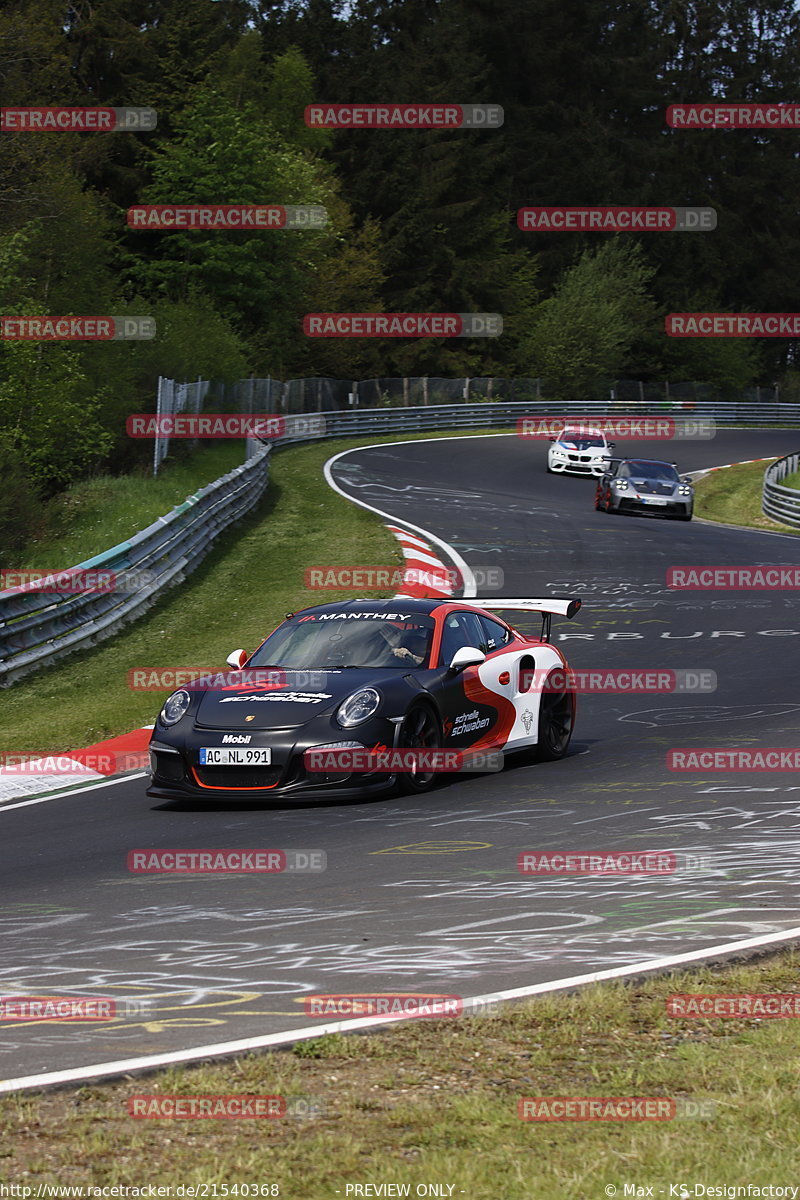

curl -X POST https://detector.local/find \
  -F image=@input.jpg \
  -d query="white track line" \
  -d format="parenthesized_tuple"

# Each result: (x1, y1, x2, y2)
(0, 772, 148, 814)
(323, 440, 477, 595)
(4, 923, 800, 1093)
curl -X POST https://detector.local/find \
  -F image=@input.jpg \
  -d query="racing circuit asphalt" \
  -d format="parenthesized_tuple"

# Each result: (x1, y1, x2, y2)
(2, 428, 800, 1088)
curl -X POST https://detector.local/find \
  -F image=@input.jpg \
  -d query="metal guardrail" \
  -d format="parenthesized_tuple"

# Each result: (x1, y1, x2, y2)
(0, 446, 271, 686)
(763, 451, 800, 528)
(3, 393, 800, 686)
(272, 398, 800, 451)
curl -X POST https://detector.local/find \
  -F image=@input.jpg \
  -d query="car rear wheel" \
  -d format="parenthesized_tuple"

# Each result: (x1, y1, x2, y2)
(396, 704, 443, 793)
(534, 672, 576, 761)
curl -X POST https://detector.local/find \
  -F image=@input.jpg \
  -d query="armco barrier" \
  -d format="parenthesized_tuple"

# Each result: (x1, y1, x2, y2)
(2, 397, 800, 686)
(269, 398, 800, 448)
(0, 445, 271, 686)
(763, 451, 800, 528)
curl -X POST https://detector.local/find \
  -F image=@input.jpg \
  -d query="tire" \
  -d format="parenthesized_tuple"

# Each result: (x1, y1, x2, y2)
(396, 704, 443, 794)
(594, 485, 604, 511)
(534, 671, 576, 761)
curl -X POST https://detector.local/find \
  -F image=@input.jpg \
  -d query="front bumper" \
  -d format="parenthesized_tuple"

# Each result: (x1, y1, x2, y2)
(146, 726, 401, 803)
(550, 456, 608, 476)
(612, 495, 693, 517)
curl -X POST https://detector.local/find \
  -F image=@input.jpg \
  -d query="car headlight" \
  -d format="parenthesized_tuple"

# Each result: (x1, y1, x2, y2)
(591, 455, 606, 462)
(160, 688, 191, 727)
(551, 448, 568, 459)
(613, 479, 628, 490)
(678, 485, 693, 495)
(337, 687, 381, 728)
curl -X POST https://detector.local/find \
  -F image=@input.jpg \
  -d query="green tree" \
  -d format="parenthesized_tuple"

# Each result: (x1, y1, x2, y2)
(127, 83, 383, 376)
(523, 240, 658, 396)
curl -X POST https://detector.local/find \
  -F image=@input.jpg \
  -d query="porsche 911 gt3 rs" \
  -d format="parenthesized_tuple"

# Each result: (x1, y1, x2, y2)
(147, 596, 582, 802)
(595, 458, 694, 520)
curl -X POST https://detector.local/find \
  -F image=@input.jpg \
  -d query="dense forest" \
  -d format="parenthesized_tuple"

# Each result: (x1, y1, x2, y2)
(1, 0, 799, 524)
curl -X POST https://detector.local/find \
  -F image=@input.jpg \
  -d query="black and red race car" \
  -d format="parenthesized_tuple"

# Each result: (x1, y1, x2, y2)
(146, 595, 581, 802)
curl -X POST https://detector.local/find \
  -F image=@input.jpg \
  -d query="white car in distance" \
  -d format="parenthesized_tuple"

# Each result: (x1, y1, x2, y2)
(547, 426, 615, 476)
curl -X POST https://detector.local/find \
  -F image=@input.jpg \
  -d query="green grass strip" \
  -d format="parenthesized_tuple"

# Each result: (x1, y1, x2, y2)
(694, 458, 800, 535)
(2, 949, 800, 1192)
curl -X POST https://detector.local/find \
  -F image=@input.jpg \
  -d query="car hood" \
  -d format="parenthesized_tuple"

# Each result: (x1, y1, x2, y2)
(628, 477, 683, 496)
(193, 668, 389, 730)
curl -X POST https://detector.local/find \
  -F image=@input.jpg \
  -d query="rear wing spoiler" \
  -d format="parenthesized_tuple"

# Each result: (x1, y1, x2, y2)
(469, 596, 581, 644)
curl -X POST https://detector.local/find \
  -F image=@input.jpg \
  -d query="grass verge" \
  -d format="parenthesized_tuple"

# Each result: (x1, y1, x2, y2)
(694, 459, 800, 534)
(2, 431, 499, 754)
(11, 444, 247, 570)
(2, 949, 800, 1193)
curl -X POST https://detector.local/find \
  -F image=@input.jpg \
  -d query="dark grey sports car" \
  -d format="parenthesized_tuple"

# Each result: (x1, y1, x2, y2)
(595, 458, 694, 520)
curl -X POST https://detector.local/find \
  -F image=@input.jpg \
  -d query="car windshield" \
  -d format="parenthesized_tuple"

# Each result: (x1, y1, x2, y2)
(621, 461, 679, 481)
(561, 432, 604, 448)
(248, 613, 436, 669)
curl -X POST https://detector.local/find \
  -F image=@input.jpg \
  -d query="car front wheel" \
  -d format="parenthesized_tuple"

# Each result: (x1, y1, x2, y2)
(396, 704, 443, 793)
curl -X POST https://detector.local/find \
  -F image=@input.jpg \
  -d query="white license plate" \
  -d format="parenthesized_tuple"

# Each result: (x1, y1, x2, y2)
(199, 747, 272, 766)
(642, 497, 669, 505)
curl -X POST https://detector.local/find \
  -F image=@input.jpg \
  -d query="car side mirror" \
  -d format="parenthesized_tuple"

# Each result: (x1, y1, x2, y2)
(226, 649, 248, 669)
(547, 436, 556, 442)
(607, 442, 616, 450)
(680, 476, 692, 485)
(448, 646, 486, 672)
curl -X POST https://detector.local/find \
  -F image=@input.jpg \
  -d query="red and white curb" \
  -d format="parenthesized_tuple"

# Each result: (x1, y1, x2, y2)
(0, 726, 152, 806)
(385, 524, 461, 598)
(689, 456, 777, 481)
